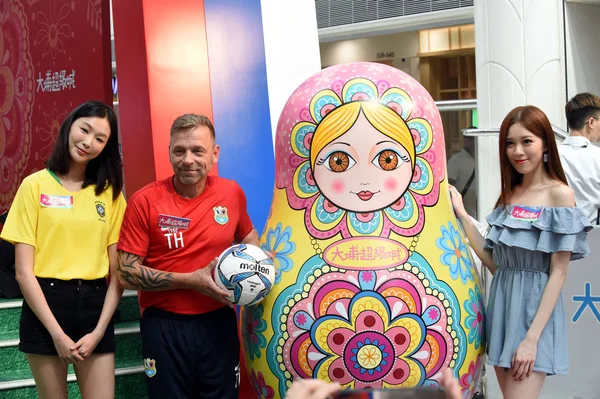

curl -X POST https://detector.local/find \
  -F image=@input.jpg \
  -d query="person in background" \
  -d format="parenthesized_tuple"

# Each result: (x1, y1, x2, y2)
(559, 92, 600, 224)
(448, 134, 477, 218)
(0, 101, 126, 399)
(448, 132, 485, 283)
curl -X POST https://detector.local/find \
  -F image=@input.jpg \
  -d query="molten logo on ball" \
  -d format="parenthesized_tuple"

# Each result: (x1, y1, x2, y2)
(213, 244, 276, 306)
(239, 262, 272, 275)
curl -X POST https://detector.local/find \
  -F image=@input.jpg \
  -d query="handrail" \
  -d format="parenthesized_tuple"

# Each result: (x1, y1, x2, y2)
(463, 126, 568, 142)
(553, 126, 568, 141)
(462, 128, 498, 136)
(432, 99, 569, 142)
(434, 99, 477, 111)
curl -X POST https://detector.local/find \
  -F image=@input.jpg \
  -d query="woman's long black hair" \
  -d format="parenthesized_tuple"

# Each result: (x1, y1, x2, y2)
(46, 101, 123, 200)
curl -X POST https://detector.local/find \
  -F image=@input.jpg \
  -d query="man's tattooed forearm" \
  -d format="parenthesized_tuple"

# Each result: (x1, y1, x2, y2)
(117, 251, 174, 290)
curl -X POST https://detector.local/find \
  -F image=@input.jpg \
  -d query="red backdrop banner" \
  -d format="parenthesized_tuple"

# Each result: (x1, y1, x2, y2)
(111, 0, 216, 197)
(0, 0, 112, 212)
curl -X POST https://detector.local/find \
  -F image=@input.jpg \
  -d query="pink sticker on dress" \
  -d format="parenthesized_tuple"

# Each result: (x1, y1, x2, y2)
(511, 206, 542, 221)
(40, 194, 73, 208)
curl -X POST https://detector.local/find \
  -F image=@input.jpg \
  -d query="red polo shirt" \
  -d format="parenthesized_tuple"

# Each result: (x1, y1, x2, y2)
(117, 175, 254, 315)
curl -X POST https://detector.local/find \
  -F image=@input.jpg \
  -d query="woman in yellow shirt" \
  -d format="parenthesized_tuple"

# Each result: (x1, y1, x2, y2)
(0, 101, 126, 399)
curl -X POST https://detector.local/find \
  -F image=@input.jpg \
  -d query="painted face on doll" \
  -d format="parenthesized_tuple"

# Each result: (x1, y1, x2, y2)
(313, 112, 414, 213)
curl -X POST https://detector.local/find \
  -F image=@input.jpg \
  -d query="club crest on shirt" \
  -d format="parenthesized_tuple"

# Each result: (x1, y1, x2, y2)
(213, 206, 229, 225)
(511, 205, 543, 222)
(95, 201, 106, 219)
(143, 358, 157, 378)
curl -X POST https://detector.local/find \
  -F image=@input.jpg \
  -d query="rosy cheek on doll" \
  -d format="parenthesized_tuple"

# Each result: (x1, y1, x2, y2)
(332, 179, 346, 194)
(384, 178, 398, 192)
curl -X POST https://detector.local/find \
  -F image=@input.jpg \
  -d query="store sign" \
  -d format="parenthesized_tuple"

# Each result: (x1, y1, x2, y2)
(376, 51, 395, 59)
(36, 70, 77, 92)
(572, 282, 600, 323)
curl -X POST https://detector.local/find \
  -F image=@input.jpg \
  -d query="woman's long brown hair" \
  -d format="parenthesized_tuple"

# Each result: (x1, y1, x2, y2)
(495, 106, 568, 208)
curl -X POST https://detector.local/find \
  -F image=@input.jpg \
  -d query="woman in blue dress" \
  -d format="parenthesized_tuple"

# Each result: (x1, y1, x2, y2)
(449, 105, 591, 398)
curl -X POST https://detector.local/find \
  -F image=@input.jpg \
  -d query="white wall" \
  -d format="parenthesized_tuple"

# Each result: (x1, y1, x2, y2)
(565, 3, 600, 100)
(474, 0, 567, 222)
(474, 0, 567, 131)
(260, 0, 322, 144)
(319, 31, 421, 79)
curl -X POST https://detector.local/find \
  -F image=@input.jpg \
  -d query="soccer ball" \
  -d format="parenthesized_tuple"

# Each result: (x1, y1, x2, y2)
(213, 243, 276, 306)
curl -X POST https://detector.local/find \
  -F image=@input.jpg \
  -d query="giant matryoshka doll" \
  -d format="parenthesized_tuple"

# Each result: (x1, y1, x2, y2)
(243, 62, 485, 399)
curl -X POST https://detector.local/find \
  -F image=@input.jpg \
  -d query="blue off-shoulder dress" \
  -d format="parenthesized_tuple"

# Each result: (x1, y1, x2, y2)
(484, 205, 592, 375)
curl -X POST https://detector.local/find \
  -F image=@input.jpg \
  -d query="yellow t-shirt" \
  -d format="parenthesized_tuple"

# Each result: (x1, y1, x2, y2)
(0, 169, 127, 280)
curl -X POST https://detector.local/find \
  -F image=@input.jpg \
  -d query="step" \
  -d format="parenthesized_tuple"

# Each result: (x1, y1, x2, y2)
(0, 322, 142, 384)
(0, 367, 147, 399)
(0, 291, 146, 398)
(0, 290, 140, 341)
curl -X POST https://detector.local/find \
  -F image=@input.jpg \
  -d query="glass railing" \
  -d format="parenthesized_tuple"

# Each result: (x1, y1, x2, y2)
(435, 99, 478, 219)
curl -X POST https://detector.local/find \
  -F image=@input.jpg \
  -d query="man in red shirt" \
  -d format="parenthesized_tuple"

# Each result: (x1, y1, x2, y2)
(116, 114, 259, 399)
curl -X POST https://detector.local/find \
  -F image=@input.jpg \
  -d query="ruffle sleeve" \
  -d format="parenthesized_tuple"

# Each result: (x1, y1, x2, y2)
(483, 206, 592, 260)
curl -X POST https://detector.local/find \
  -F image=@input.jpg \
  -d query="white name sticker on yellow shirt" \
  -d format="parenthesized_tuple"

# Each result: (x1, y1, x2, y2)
(40, 194, 73, 209)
